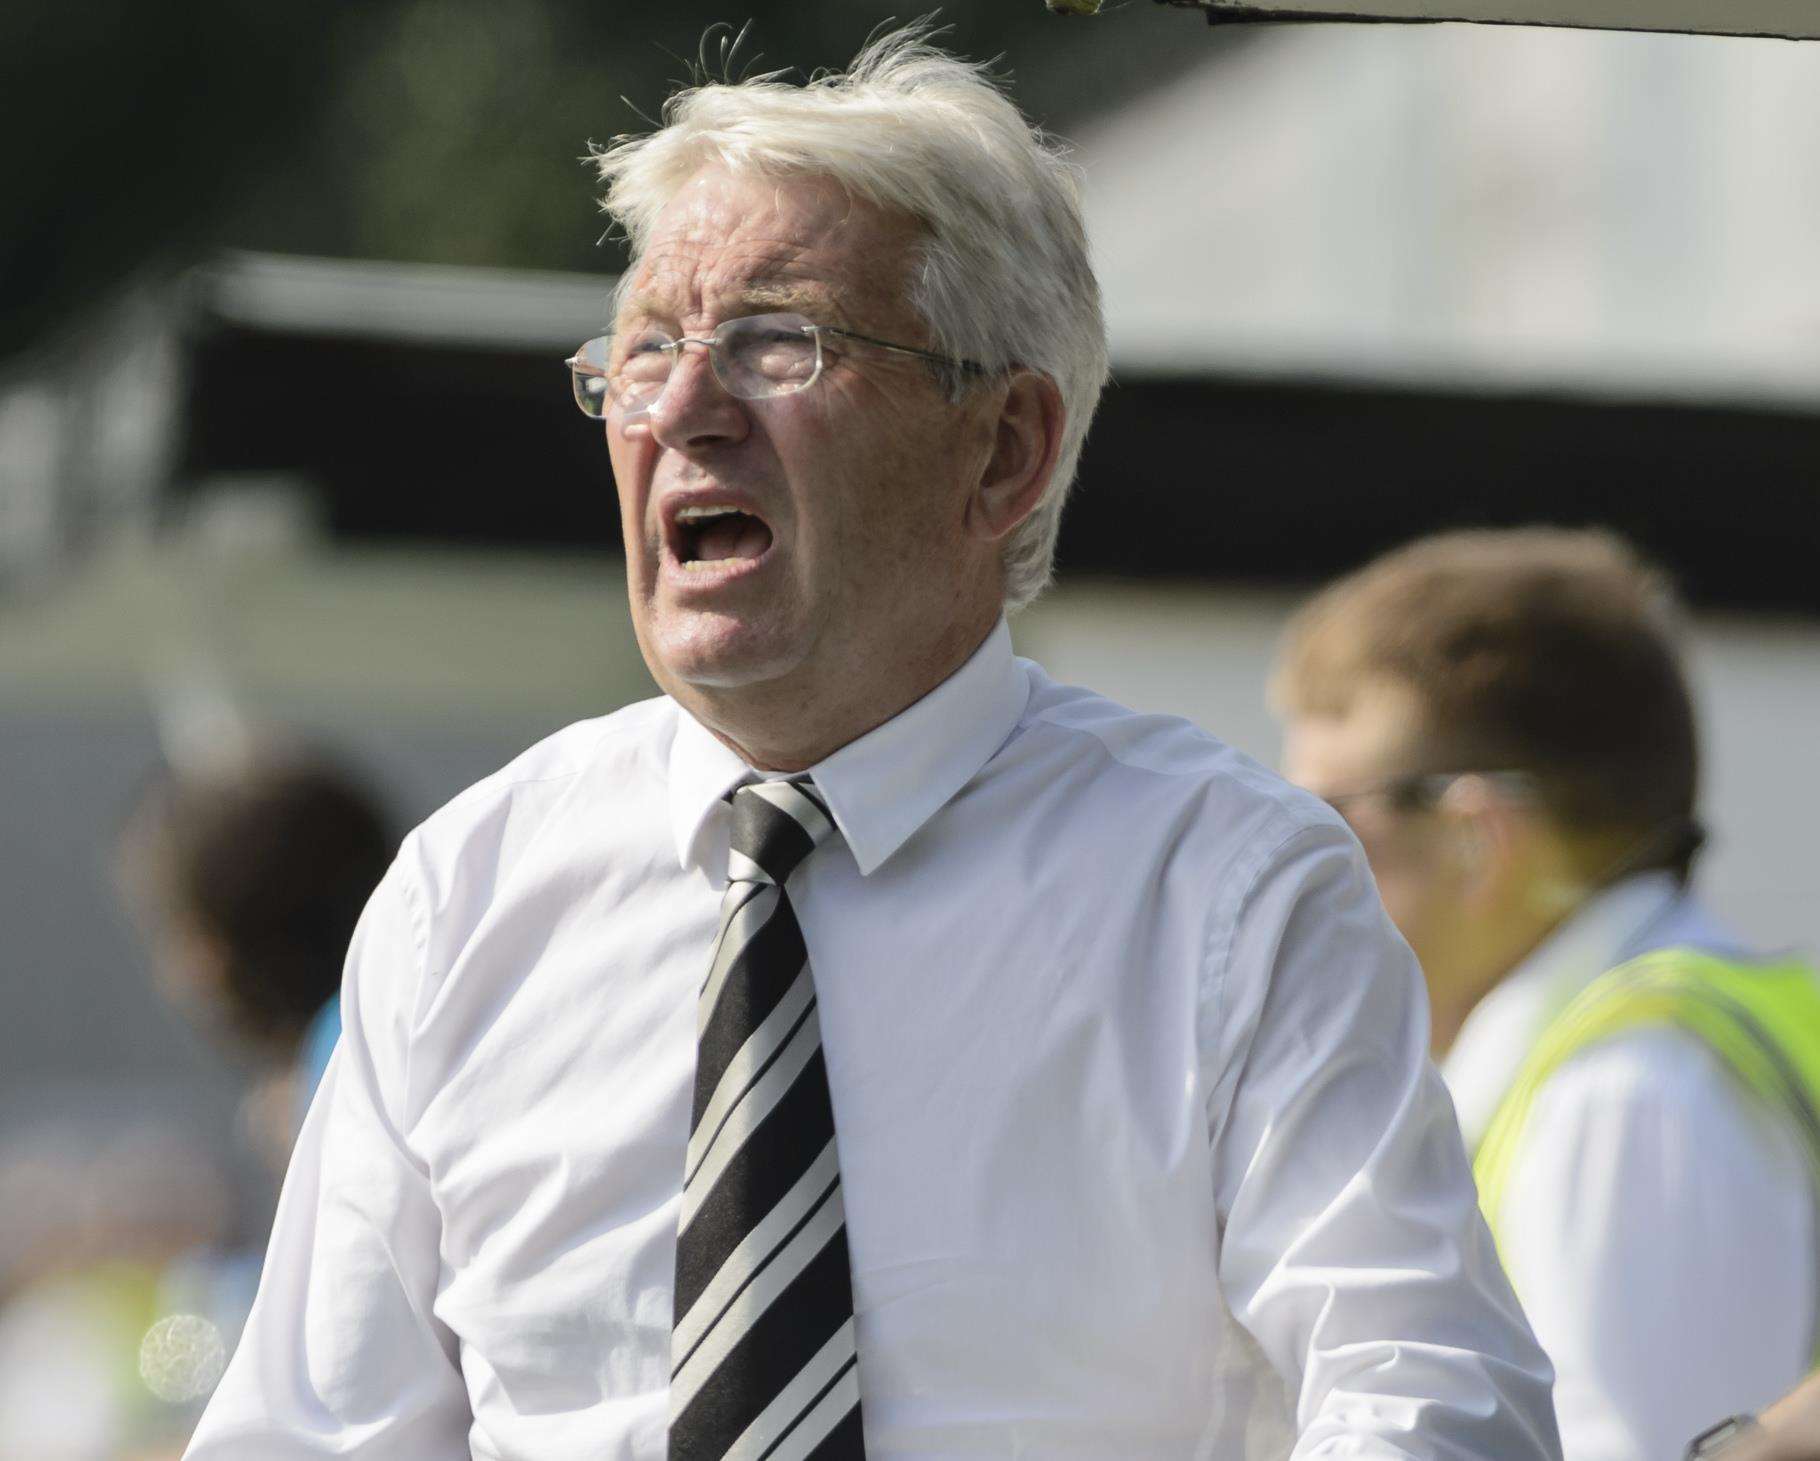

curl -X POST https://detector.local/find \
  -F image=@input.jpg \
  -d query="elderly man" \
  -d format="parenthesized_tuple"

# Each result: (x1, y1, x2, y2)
(1273, 528, 1820, 1461)
(187, 30, 1558, 1460)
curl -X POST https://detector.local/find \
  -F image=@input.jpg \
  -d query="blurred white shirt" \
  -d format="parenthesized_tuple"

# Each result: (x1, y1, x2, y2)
(1443, 873, 1814, 1461)
(187, 620, 1557, 1460)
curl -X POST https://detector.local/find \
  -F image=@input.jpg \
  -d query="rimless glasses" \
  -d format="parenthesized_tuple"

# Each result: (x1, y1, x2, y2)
(565, 311, 989, 420)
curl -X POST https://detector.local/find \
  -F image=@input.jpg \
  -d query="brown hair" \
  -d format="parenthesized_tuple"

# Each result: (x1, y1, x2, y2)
(1273, 527, 1703, 881)
(121, 753, 396, 1054)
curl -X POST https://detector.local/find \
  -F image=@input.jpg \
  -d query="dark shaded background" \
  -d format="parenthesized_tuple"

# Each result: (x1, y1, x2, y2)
(178, 325, 1820, 614)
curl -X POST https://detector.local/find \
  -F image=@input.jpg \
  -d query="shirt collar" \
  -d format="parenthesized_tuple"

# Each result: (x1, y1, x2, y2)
(668, 617, 1028, 877)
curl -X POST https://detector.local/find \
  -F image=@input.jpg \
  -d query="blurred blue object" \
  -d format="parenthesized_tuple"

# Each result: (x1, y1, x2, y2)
(296, 997, 342, 1130)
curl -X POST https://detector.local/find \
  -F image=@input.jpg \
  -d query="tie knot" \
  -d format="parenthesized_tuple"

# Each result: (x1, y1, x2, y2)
(726, 780, 839, 887)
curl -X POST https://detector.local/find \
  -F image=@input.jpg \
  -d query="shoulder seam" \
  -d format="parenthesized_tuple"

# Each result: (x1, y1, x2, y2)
(1022, 705, 1211, 783)
(422, 708, 659, 827)
(1202, 820, 1353, 1147)
(394, 835, 433, 1130)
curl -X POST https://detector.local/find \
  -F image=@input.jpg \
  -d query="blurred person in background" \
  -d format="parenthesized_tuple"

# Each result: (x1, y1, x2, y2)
(184, 24, 1558, 1461)
(0, 1120, 238, 1460)
(1273, 527, 1820, 1461)
(118, 748, 396, 1165)
(48, 748, 396, 1454)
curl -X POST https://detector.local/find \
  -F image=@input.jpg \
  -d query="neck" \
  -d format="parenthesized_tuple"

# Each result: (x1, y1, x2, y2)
(1428, 903, 1576, 1057)
(1430, 978, 1500, 1057)
(677, 611, 999, 772)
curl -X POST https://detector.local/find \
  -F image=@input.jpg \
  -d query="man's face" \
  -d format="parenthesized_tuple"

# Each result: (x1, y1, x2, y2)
(1280, 682, 1479, 997)
(604, 166, 997, 708)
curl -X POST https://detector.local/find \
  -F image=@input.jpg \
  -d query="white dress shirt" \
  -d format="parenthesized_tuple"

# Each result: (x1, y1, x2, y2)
(187, 620, 1558, 1460)
(1443, 873, 1815, 1461)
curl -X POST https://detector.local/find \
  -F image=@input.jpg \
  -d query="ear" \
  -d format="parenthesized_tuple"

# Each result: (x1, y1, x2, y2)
(963, 369, 1067, 544)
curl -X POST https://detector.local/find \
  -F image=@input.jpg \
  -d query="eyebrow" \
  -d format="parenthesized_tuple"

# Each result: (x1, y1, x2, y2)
(618, 277, 850, 330)
(736, 281, 834, 315)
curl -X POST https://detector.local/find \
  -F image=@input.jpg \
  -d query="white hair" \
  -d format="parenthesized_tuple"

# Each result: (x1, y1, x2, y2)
(591, 24, 1110, 612)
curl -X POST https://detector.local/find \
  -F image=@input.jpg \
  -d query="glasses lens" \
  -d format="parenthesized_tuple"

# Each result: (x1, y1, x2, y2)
(1385, 777, 1440, 813)
(609, 327, 677, 413)
(569, 336, 614, 418)
(717, 314, 818, 399)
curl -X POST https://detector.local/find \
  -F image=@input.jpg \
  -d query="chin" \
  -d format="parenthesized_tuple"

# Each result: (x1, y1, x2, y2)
(641, 606, 810, 694)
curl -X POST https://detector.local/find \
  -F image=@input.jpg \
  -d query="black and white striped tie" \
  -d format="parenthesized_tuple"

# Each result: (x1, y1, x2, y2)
(668, 779, 866, 1461)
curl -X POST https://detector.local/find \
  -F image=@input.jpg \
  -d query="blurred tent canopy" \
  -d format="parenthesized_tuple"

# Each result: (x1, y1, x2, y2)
(1135, 0, 1820, 38)
(1064, 22, 1820, 609)
(1082, 23, 1820, 409)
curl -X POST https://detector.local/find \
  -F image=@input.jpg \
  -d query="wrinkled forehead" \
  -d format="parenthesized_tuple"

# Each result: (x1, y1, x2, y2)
(617, 165, 924, 330)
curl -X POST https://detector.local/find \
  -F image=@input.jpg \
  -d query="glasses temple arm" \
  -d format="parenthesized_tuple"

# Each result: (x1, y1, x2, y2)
(819, 326, 991, 376)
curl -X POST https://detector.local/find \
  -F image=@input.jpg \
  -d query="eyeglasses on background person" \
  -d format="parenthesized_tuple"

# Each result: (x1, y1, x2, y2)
(1320, 770, 1541, 819)
(564, 311, 989, 419)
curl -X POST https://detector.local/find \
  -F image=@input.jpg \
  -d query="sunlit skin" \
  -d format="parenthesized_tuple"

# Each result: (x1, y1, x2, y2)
(1737, 1370, 1820, 1461)
(1281, 680, 1583, 1054)
(604, 166, 1064, 771)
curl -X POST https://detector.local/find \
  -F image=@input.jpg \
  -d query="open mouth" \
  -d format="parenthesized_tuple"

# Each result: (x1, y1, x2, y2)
(672, 504, 774, 570)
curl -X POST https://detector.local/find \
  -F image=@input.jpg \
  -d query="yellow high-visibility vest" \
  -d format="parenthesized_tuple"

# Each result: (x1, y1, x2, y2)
(1473, 946, 1820, 1355)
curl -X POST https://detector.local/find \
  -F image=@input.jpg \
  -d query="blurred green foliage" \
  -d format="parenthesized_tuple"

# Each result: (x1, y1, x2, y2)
(2, 0, 1221, 365)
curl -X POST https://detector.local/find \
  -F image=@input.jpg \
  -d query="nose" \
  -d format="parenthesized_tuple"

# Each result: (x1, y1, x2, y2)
(641, 339, 749, 452)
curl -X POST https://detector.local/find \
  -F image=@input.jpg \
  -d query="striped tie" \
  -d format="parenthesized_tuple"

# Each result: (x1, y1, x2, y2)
(668, 780, 866, 1460)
